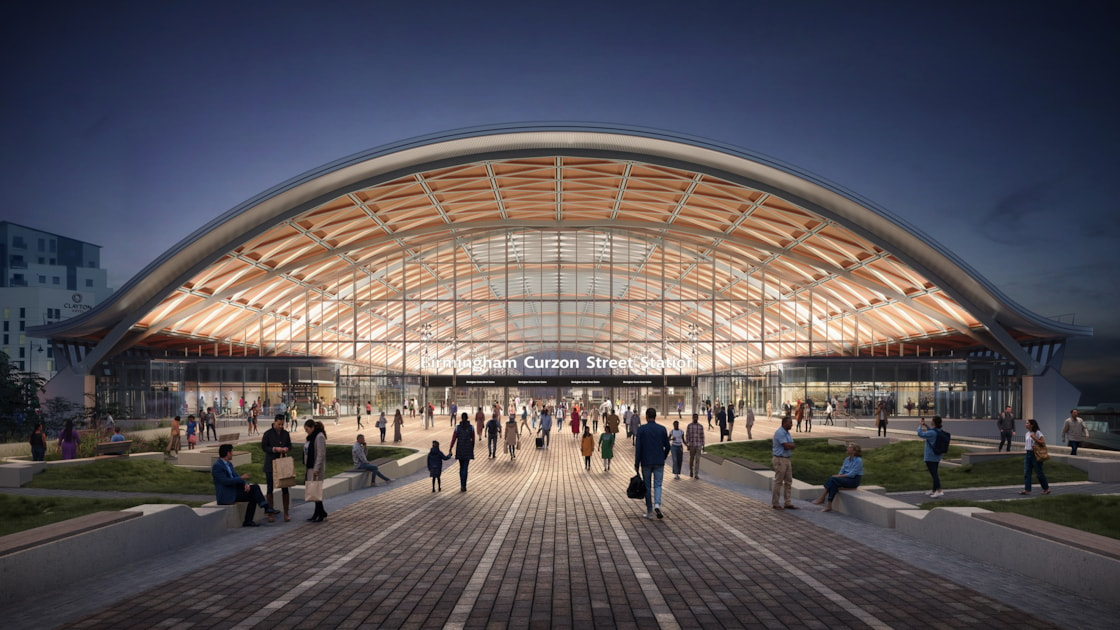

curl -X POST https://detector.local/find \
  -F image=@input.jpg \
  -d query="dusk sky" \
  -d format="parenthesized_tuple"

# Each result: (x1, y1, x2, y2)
(3, 2, 1118, 402)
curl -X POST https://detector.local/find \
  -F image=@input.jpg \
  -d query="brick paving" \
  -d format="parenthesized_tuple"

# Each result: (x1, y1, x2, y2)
(5, 416, 1117, 629)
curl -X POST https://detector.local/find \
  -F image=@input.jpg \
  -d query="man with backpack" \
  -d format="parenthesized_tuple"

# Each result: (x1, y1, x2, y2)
(918, 416, 950, 498)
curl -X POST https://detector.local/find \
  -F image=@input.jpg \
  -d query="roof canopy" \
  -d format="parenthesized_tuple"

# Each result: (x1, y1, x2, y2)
(40, 125, 1088, 375)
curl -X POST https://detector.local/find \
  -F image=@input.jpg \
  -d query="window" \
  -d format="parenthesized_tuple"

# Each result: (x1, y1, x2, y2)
(2, 334, 6, 344)
(1, 322, 6, 332)
(12, 274, 25, 285)
(19, 321, 25, 331)
(52, 276, 60, 285)
(12, 236, 26, 248)
(49, 240, 56, 252)
(38, 257, 45, 264)
(85, 279, 94, 287)
(49, 258, 56, 265)
(38, 238, 45, 251)
(20, 308, 25, 317)
(38, 275, 46, 283)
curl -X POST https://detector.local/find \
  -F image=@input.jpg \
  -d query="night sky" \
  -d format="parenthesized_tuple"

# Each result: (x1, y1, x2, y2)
(3, 2, 1118, 402)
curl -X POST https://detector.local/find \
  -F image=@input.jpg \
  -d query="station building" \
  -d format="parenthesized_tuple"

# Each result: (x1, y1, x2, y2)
(33, 125, 1089, 438)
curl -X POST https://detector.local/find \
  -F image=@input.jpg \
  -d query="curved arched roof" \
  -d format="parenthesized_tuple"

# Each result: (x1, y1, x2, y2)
(41, 124, 1089, 375)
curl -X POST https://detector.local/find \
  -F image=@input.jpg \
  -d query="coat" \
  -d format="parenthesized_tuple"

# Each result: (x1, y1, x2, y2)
(451, 423, 475, 460)
(211, 457, 245, 504)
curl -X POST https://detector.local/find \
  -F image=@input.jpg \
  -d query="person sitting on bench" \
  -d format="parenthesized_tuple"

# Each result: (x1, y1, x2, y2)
(212, 443, 280, 527)
(352, 434, 392, 486)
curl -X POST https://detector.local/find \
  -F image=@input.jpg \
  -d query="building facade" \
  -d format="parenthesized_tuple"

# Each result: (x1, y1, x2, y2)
(34, 126, 1090, 438)
(1, 221, 111, 377)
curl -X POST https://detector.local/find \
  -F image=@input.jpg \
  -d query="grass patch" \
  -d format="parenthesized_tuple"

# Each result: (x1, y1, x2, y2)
(705, 439, 1088, 492)
(24, 444, 414, 494)
(0, 494, 205, 538)
(920, 495, 1120, 541)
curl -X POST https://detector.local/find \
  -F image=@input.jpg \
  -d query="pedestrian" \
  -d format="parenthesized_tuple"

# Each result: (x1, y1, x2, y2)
(571, 407, 581, 438)
(1020, 419, 1051, 495)
(185, 415, 198, 450)
(356, 410, 364, 430)
(685, 412, 705, 479)
(771, 415, 797, 510)
(428, 440, 452, 492)
(538, 406, 553, 448)
(580, 426, 595, 471)
(449, 400, 457, 427)
(605, 407, 620, 435)
(261, 414, 293, 522)
(352, 434, 392, 486)
(812, 443, 863, 512)
(668, 420, 685, 479)
(519, 406, 530, 436)
(627, 408, 641, 443)
(677, 399, 683, 418)
(996, 406, 1016, 452)
(918, 416, 946, 498)
(803, 403, 813, 433)
(29, 422, 47, 461)
(505, 416, 519, 459)
(205, 407, 217, 441)
(744, 407, 755, 440)
(166, 416, 181, 457)
(303, 419, 328, 522)
(716, 404, 728, 442)
(726, 405, 735, 440)
(474, 407, 486, 440)
(450, 413, 476, 491)
(1060, 409, 1089, 455)
(485, 413, 501, 458)
(375, 411, 387, 443)
(825, 401, 834, 426)
(599, 429, 615, 471)
(212, 443, 280, 527)
(634, 407, 670, 519)
(794, 401, 803, 432)
(875, 401, 889, 437)
(392, 409, 403, 443)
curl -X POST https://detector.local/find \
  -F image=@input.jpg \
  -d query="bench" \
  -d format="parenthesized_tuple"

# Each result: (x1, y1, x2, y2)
(94, 440, 132, 457)
(0, 511, 142, 557)
(973, 511, 1120, 562)
(216, 433, 240, 443)
(830, 489, 918, 528)
(725, 456, 770, 471)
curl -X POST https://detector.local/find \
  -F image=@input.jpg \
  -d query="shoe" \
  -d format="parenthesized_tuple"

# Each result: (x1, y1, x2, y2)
(655, 507, 663, 519)
(772, 505, 784, 510)
(1017, 490, 1030, 495)
(783, 505, 798, 510)
(642, 512, 653, 519)
(930, 491, 944, 498)
(284, 515, 291, 522)
(242, 521, 260, 527)
(1041, 489, 1051, 495)
(264, 507, 281, 515)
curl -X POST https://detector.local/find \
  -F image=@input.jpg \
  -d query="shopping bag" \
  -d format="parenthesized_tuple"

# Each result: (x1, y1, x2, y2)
(626, 475, 646, 500)
(272, 455, 296, 489)
(305, 479, 324, 501)
(1033, 442, 1050, 462)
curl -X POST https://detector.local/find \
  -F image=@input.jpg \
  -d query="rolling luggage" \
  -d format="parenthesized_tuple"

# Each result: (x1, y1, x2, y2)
(535, 436, 544, 448)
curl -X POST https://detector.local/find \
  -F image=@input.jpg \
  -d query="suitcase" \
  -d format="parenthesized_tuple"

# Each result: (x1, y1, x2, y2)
(535, 436, 544, 448)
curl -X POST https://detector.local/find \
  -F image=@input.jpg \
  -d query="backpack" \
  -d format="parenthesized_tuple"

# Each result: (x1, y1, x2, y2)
(932, 428, 951, 455)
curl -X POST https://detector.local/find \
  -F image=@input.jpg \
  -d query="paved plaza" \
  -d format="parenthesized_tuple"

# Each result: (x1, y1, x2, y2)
(6, 414, 1119, 629)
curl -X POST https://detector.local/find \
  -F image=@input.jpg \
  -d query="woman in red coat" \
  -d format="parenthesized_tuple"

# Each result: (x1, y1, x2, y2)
(571, 408, 581, 437)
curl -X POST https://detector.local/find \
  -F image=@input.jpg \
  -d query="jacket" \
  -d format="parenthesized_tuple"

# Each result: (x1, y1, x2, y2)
(634, 421, 670, 468)
(211, 457, 245, 504)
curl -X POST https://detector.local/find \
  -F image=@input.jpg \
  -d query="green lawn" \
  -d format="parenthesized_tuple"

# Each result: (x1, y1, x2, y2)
(0, 494, 206, 538)
(705, 439, 1088, 491)
(25, 444, 413, 495)
(920, 495, 1120, 541)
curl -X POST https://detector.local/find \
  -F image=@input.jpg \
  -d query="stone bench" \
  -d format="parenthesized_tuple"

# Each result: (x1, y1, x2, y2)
(973, 511, 1120, 562)
(0, 462, 45, 488)
(176, 449, 251, 471)
(200, 501, 253, 528)
(830, 488, 918, 528)
(0, 511, 141, 557)
(216, 432, 240, 443)
(94, 440, 132, 457)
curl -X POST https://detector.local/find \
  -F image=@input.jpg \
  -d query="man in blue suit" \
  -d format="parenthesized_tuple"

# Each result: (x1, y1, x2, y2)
(212, 443, 280, 527)
(634, 407, 671, 519)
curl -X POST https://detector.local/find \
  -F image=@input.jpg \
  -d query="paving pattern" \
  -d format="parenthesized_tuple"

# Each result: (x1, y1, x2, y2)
(48, 420, 1088, 630)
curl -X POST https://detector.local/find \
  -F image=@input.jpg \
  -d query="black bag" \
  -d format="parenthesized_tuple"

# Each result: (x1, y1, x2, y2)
(626, 475, 646, 500)
(932, 428, 951, 455)
(535, 436, 544, 448)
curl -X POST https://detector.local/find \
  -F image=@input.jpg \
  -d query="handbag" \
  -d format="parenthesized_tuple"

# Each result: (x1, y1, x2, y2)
(626, 474, 646, 500)
(1032, 440, 1050, 462)
(305, 479, 324, 502)
(272, 455, 296, 489)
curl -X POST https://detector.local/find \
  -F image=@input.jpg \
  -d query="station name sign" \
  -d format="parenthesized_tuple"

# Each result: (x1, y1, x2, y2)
(420, 355, 696, 372)
(427, 375, 692, 388)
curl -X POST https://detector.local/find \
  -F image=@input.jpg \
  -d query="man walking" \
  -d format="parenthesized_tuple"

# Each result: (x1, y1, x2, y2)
(634, 407, 670, 519)
(996, 406, 1016, 452)
(685, 412, 705, 479)
(771, 415, 797, 510)
(485, 413, 501, 458)
(449, 413, 476, 491)
(1061, 409, 1089, 455)
(539, 406, 553, 448)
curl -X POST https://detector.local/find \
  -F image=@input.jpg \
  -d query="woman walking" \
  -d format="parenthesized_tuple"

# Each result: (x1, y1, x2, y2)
(570, 408, 581, 438)
(30, 422, 47, 461)
(599, 429, 615, 471)
(505, 416, 519, 460)
(303, 419, 328, 522)
(1020, 418, 1051, 496)
(580, 427, 595, 470)
(392, 409, 404, 443)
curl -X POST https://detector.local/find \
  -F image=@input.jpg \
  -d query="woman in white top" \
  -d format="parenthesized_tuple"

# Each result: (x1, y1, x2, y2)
(669, 421, 686, 479)
(1019, 418, 1051, 495)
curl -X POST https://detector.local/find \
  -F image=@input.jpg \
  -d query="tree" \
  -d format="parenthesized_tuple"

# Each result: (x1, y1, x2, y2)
(0, 351, 45, 438)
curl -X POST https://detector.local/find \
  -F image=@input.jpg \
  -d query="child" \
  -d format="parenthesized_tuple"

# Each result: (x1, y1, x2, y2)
(185, 415, 198, 450)
(599, 429, 615, 471)
(427, 440, 453, 492)
(580, 427, 595, 470)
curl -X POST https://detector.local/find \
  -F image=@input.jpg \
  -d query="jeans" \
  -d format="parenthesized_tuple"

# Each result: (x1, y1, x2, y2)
(641, 465, 664, 514)
(925, 460, 941, 492)
(824, 475, 860, 501)
(670, 445, 683, 474)
(31, 447, 46, 461)
(356, 463, 391, 483)
(458, 459, 471, 489)
(487, 435, 498, 457)
(1068, 440, 1081, 456)
(1024, 452, 1048, 492)
(998, 430, 1013, 452)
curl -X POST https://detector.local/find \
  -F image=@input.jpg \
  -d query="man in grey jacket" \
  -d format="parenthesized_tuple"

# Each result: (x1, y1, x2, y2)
(996, 406, 1016, 452)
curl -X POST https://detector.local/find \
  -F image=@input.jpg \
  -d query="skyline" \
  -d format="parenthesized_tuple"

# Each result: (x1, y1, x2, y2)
(3, 2, 1117, 402)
